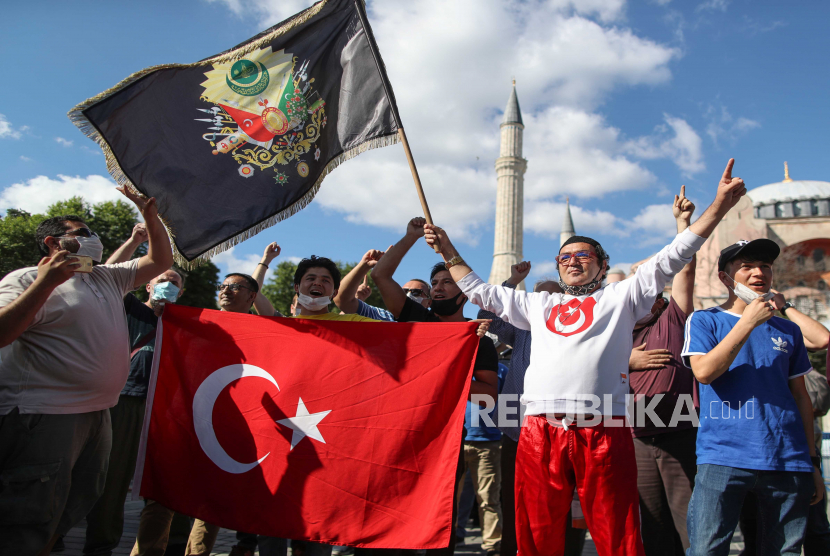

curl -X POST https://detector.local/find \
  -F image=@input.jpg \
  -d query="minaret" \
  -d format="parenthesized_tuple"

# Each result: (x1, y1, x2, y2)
(560, 197, 575, 247)
(488, 81, 527, 289)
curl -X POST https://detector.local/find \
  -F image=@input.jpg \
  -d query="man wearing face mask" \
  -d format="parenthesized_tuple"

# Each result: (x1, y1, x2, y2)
(83, 225, 185, 556)
(0, 186, 173, 555)
(682, 239, 824, 555)
(132, 272, 265, 556)
(627, 186, 699, 556)
(371, 217, 499, 556)
(423, 160, 748, 556)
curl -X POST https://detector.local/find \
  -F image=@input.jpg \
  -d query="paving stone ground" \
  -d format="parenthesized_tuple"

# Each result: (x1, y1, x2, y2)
(58, 497, 751, 556)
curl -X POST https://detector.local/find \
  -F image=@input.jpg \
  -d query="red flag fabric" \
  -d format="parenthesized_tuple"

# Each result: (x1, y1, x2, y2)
(134, 305, 479, 549)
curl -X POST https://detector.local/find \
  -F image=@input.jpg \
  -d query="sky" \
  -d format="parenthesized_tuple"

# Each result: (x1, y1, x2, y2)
(3, 0, 829, 316)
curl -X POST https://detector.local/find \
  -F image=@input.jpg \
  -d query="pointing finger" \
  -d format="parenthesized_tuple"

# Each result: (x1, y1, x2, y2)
(362, 275, 368, 287)
(680, 184, 686, 198)
(722, 158, 735, 181)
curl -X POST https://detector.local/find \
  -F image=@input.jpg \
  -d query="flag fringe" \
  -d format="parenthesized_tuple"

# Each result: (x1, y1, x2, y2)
(64, 0, 394, 268)
(177, 132, 400, 269)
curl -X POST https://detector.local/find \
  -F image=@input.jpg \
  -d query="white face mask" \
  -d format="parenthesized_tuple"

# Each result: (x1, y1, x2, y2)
(727, 275, 773, 305)
(297, 293, 331, 311)
(406, 292, 426, 304)
(68, 235, 104, 263)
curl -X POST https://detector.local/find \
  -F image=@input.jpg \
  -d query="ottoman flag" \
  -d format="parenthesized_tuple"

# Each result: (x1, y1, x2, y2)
(134, 305, 479, 548)
(68, 0, 401, 266)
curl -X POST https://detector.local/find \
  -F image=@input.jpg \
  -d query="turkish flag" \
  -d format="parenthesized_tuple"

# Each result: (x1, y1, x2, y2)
(134, 305, 479, 549)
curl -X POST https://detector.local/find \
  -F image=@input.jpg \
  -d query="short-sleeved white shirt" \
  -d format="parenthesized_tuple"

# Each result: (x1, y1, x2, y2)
(0, 260, 139, 414)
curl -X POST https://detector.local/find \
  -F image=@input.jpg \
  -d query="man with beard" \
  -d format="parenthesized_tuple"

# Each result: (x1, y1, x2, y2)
(0, 186, 173, 555)
(420, 160, 748, 556)
(627, 186, 698, 556)
(371, 217, 499, 556)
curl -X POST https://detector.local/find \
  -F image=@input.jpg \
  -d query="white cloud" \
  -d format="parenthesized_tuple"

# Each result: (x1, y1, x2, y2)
(203, 0, 682, 242)
(0, 175, 122, 216)
(696, 0, 728, 12)
(55, 137, 74, 147)
(705, 104, 761, 146)
(623, 114, 704, 176)
(524, 107, 657, 200)
(0, 114, 22, 139)
(210, 245, 263, 276)
(525, 200, 678, 245)
(19, 156, 31, 162)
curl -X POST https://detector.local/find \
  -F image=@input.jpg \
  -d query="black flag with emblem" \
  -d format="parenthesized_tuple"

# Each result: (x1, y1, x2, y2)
(69, 0, 400, 266)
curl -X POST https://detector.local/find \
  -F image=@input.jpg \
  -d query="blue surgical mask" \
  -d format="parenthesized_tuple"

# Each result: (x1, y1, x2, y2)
(151, 281, 180, 303)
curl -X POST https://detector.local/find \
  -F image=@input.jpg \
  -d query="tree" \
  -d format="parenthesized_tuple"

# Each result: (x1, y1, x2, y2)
(261, 260, 387, 316)
(0, 196, 220, 309)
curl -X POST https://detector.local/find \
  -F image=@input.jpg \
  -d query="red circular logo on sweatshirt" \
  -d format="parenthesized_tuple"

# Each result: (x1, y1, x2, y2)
(546, 298, 596, 337)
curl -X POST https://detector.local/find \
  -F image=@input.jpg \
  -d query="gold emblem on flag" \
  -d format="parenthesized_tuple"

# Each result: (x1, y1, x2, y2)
(197, 46, 326, 184)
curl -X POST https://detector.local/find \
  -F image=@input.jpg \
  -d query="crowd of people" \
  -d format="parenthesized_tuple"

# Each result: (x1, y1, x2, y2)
(0, 159, 829, 556)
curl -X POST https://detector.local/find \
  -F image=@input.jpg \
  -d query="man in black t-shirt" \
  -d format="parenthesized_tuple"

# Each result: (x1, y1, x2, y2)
(371, 217, 499, 556)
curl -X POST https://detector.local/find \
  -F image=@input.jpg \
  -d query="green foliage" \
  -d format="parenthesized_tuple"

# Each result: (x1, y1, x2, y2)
(260, 260, 387, 316)
(0, 196, 219, 309)
(0, 209, 41, 277)
(178, 262, 221, 309)
(809, 350, 827, 377)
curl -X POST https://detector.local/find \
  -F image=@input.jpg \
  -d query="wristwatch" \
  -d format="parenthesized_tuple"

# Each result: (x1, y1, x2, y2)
(780, 301, 794, 316)
(445, 255, 465, 269)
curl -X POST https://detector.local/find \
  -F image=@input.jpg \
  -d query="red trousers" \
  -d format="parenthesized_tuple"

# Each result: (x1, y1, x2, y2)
(515, 416, 644, 556)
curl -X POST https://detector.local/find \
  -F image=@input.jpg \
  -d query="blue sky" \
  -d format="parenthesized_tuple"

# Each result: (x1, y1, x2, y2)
(2, 0, 829, 315)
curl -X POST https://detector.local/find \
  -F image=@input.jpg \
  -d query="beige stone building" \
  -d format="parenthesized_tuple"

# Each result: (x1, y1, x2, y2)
(694, 163, 830, 325)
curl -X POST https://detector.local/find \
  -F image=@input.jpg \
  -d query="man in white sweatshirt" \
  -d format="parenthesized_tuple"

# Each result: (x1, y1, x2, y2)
(421, 159, 748, 556)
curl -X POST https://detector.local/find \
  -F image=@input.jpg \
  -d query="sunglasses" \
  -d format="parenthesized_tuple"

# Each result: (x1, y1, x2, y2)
(403, 288, 430, 299)
(555, 251, 597, 265)
(57, 228, 98, 238)
(217, 284, 252, 293)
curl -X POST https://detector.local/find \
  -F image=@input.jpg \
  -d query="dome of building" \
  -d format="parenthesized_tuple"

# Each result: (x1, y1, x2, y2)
(748, 163, 830, 219)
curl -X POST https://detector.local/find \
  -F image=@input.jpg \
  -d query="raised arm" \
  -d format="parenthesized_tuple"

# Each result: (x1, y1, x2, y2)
(0, 253, 78, 348)
(371, 217, 425, 319)
(424, 224, 533, 330)
(689, 298, 773, 384)
(334, 249, 384, 315)
(688, 159, 747, 239)
(106, 223, 147, 264)
(117, 186, 174, 288)
(770, 290, 830, 350)
(252, 242, 280, 317)
(671, 185, 697, 316)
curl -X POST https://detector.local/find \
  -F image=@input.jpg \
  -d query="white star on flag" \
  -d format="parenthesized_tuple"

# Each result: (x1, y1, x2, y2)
(277, 397, 332, 450)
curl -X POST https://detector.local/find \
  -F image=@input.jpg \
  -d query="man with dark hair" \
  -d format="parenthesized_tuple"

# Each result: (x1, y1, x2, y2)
(474, 264, 584, 556)
(218, 273, 259, 314)
(0, 186, 173, 555)
(683, 238, 825, 555)
(627, 186, 698, 556)
(371, 217, 499, 556)
(423, 160, 748, 556)
(84, 224, 185, 556)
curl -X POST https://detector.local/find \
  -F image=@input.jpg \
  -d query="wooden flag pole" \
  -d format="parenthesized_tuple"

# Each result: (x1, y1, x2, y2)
(397, 127, 441, 252)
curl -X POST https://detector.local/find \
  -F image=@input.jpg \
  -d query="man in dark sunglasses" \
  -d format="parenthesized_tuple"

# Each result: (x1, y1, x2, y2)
(0, 186, 173, 554)
(423, 159, 748, 556)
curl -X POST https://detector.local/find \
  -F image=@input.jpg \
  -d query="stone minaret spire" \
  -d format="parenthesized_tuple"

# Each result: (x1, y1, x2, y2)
(489, 81, 528, 289)
(560, 197, 575, 247)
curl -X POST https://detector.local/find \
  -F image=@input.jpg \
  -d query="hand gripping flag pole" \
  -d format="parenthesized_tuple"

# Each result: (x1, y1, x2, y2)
(353, 0, 441, 252)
